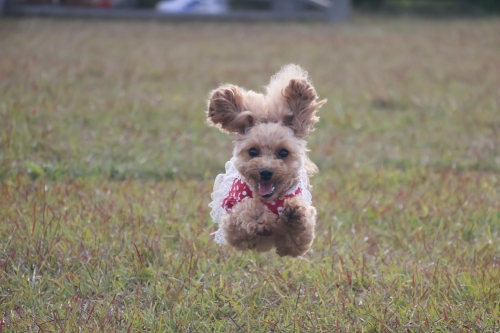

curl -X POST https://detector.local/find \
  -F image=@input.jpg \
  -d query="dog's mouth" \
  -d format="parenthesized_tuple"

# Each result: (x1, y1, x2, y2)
(257, 181, 280, 198)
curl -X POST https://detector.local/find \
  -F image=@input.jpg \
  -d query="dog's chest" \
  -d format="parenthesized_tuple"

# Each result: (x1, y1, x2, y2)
(221, 178, 301, 216)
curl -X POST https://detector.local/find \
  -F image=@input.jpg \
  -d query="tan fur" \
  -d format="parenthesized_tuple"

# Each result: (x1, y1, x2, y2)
(207, 64, 326, 257)
(281, 79, 327, 138)
(275, 195, 316, 257)
(220, 197, 277, 252)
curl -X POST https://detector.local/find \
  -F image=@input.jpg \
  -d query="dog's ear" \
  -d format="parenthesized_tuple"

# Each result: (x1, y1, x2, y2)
(207, 85, 254, 134)
(282, 78, 326, 138)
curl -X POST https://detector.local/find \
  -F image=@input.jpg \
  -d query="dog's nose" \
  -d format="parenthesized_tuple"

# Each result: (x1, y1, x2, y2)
(259, 168, 274, 181)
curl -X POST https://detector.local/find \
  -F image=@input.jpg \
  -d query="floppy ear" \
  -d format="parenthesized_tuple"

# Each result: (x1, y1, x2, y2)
(206, 85, 254, 134)
(282, 78, 326, 138)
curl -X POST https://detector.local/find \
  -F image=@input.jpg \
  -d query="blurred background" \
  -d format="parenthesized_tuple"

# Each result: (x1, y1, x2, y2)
(1, 5, 499, 180)
(1, 0, 500, 331)
(353, 0, 500, 14)
(4, 0, 500, 13)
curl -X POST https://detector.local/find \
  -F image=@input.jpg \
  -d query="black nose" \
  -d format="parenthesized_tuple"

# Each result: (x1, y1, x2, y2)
(259, 168, 274, 181)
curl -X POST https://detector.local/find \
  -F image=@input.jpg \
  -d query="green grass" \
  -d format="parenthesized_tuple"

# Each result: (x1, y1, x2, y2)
(1, 16, 500, 332)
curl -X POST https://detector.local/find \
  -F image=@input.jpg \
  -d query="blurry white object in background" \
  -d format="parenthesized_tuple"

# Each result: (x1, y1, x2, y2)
(155, 0, 200, 12)
(155, 0, 227, 13)
(201, 0, 228, 13)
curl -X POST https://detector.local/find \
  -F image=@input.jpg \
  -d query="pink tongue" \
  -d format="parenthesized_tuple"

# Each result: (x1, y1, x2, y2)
(258, 183, 274, 196)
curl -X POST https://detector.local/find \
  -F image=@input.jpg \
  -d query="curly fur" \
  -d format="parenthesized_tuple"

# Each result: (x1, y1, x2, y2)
(207, 64, 326, 257)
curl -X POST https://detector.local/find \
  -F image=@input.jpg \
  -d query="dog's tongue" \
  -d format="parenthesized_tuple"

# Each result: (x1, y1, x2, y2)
(258, 183, 274, 196)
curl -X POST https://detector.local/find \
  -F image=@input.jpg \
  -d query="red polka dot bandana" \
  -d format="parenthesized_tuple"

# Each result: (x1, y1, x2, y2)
(221, 178, 302, 216)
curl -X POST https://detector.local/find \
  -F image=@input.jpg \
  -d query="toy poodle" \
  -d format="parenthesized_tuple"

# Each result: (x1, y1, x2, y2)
(207, 64, 326, 257)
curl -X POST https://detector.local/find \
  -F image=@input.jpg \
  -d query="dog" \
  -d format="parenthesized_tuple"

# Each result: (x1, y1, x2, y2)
(207, 64, 326, 257)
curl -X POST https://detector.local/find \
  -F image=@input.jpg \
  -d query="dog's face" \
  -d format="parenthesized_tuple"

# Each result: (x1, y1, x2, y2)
(232, 123, 305, 200)
(206, 64, 326, 201)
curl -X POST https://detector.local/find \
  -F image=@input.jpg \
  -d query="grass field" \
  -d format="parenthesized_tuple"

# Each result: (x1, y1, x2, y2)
(1, 16, 500, 332)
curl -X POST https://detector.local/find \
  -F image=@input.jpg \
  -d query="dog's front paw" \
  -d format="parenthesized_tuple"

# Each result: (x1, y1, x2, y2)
(234, 198, 277, 237)
(281, 196, 309, 231)
(246, 205, 278, 237)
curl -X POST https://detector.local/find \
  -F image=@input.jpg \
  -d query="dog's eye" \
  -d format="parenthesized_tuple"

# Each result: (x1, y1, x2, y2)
(277, 149, 289, 158)
(248, 148, 259, 157)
